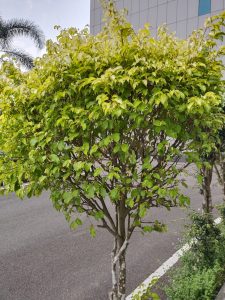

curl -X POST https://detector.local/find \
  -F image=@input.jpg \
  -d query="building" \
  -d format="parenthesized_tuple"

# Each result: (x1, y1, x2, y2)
(90, 0, 225, 38)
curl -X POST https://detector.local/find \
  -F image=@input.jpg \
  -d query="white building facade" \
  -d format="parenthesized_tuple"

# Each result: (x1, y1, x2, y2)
(90, 0, 225, 38)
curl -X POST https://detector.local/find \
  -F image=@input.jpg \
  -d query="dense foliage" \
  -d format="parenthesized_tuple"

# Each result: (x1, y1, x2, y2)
(165, 211, 225, 300)
(0, 2, 225, 299)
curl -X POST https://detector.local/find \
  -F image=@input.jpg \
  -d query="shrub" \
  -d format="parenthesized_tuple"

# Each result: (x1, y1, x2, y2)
(165, 263, 224, 300)
(164, 211, 225, 300)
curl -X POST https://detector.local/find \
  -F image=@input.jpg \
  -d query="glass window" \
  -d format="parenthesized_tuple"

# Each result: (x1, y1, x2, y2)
(198, 0, 211, 16)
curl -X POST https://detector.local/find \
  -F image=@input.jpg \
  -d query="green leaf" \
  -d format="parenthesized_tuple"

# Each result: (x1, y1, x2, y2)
(94, 168, 102, 177)
(110, 188, 119, 200)
(97, 93, 108, 104)
(126, 198, 134, 208)
(70, 218, 82, 230)
(86, 184, 95, 198)
(99, 187, 107, 198)
(139, 203, 147, 218)
(112, 133, 120, 142)
(102, 136, 111, 146)
(153, 120, 166, 127)
(63, 159, 71, 167)
(75, 218, 82, 225)
(143, 225, 153, 233)
(142, 161, 152, 170)
(58, 141, 65, 151)
(143, 179, 153, 188)
(84, 162, 92, 172)
(94, 211, 104, 220)
(72, 190, 80, 197)
(82, 142, 89, 155)
(90, 224, 96, 237)
(80, 120, 87, 130)
(197, 174, 203, 184)
(30, 138, 38, 146)
(50, 154, 60, 163)
(73, 161, 84, 171)
(153, 173, 160, 180)
(169, 188, 179, 198)
(63, 191, 73, 204)
(121, 144, 129, 153)
(113, 144, 120, 153)
(179, 194, 190, 206)
(90, 144, 98, 155)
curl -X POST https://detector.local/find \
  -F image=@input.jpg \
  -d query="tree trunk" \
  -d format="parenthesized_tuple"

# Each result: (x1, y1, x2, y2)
(109, 196, 128, 300)
(118, 250, 126, 300)
(109, 237, 128, 300)
(222, 160, 225, 202)
(214, 153, 225, 202)
(109, 238, 118, 300)
(202, 164, 213, 213)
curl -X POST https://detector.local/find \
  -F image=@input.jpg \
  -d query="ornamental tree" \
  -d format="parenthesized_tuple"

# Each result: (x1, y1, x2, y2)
(0, 2, 225, 299)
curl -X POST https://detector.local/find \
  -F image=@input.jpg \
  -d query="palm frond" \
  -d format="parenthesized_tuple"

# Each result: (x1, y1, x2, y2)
(3, 49, 34, 69)
(3, 19, 45, 49)
(0, 20, 11, 48)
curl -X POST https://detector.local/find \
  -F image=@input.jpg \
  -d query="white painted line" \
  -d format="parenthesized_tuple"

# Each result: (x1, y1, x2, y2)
(126, 217, 222, 299)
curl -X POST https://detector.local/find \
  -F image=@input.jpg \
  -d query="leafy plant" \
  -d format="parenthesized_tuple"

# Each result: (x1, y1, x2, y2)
(185, 212, 223, 267)
(165, 211, 225, 300)
(165, 263, 224, 300)
(131, 279, 160, 300)
(0, 1, 225, 299)
(217, 203, 225, 224)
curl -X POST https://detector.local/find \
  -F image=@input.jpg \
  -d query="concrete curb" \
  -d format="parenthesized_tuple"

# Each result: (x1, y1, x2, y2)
(215, 282, 225, 300)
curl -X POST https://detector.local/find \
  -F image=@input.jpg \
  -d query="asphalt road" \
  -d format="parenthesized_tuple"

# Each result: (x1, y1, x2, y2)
(0, 169, 223, 300)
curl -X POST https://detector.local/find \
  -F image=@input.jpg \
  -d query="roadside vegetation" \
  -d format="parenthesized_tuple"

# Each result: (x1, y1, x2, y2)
(164, 207, 225, 300)
(0, 1, 225, 299)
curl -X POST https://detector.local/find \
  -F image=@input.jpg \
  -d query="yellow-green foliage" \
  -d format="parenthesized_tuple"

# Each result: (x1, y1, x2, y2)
(0, 1, 225, 234)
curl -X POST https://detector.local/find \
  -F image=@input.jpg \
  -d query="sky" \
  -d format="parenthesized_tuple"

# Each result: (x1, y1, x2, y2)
(0, 0, 90, 58)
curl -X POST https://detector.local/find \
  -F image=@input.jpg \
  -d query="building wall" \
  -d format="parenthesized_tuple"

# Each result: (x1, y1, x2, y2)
(90, 0, 225, 38)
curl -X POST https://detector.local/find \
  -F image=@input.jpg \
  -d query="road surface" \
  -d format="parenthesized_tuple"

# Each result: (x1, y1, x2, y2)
(0, 170, 223, 300)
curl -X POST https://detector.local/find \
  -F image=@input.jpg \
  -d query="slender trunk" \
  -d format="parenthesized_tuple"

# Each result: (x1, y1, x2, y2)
(109, 238, 118, 300)
(202, 164, 213, 213)
(109, 237, 128, 300)
(118, 245, 126, 300)
(214, 153, 225, 202)
(222, 161, 225, 202)
(109, 195, 128, 300)
(215, 153, 225, 202)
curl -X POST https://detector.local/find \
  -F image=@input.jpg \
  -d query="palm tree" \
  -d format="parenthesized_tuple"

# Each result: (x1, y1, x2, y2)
(0, 17, 45, 69)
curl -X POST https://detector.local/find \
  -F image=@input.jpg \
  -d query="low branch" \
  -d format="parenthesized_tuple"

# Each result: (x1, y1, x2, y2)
(113, 238, 129, 264)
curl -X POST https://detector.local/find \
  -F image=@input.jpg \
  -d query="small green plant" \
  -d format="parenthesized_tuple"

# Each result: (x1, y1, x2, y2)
(217, 203, 225, 224)
(185, 212, 223, 267)
(164, 211, 225, 300)
(165, 263, 224, 300)
(131, 279, 160, 300)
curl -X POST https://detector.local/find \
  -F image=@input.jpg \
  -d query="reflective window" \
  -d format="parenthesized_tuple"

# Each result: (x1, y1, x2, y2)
(198, 0, 211, 16)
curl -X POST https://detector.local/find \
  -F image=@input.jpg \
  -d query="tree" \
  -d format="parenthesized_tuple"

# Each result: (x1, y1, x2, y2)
(0, 2, 224, 299)
(199, 153, 216, 213)
(0, 16, 44, 68)
(213, 116, 225, 203)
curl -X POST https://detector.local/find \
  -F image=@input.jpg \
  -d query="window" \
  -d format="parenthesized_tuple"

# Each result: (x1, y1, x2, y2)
(198, 0, 211, 16)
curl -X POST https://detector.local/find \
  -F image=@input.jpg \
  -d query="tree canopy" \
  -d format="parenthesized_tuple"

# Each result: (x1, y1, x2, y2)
(0, 2, 225, 299)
